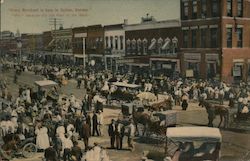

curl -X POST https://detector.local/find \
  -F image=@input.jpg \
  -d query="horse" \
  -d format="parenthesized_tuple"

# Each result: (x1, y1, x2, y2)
(132, 106, 150, 136)
(199, 99, 229, 128)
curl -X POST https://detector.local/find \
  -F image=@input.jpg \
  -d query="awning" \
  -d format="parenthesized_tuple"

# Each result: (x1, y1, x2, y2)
(148, 40, 156, 50)
(127, 63, 149, 67)
(162, 39, 170, 50)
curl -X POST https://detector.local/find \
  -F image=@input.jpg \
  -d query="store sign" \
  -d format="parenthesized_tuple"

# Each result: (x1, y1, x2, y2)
(162, 64, 172, 69)
(186, 69, 194, 77)
(233, 67, 241, 77)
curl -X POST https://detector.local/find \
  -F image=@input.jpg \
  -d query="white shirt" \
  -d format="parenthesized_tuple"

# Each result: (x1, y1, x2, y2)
(62, 138, 73, 149)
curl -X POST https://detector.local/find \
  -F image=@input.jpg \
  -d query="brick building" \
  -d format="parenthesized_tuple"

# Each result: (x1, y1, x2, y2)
(104, 23, 125, 72)
(72, 26, 87, 66)
(124, 16, 181, 77)
(180, 0, 250, 83)
(86, 25, 104, 70)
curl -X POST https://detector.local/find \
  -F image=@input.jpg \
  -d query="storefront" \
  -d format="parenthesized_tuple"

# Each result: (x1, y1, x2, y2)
(206, 54, 219, 79)
(184, 53, 201, 78)
(150, 58, 180, 78)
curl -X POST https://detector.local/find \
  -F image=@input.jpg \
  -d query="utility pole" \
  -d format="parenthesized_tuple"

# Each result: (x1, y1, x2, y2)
(49, 18, 63, 64)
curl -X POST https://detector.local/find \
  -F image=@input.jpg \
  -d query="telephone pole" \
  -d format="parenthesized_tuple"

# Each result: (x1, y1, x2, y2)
(49, 18, 63, 63)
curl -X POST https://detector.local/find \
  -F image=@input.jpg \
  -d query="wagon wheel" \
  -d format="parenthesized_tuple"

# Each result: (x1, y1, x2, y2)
(0, 148, 12, 161)
(22, 143, 37, 158)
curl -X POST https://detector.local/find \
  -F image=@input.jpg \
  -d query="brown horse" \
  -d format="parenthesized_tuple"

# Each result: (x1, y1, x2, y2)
(132, 106, 150, 136)
(199, 99, 229, 128)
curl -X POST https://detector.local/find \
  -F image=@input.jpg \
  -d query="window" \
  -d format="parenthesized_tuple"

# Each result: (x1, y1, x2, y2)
(226, 27, 232, 48)
(157, 38, 163, 54)
(182, 1, 189, 20)
(183, 30, 189, 48)
(200, 28, 207, 48)
(237, 0, 243, 17)
(142, 39, 148, 55)
(191, 29, 197, 48)
(110, 36, 113, 49)
(236, 27, 243, 47)
(120, 36, 124, 50)
(137, 39, 142, 55)
(105, 36, 109, 48)
(201, 0, 207, 18)
(210, 28, 218, 48)
(126, 39, 131, 55)
(227, 0, 232, 16)
(212, 0, 219, 17)
(132, 39, 136, 54)
(192, 0, 197, 19)
(115, 36, 118, 50)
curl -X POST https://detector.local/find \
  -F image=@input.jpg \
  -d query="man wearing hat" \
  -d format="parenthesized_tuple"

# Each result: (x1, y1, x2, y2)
(108, 119, 116, 149)
(81, 119, 90, 150)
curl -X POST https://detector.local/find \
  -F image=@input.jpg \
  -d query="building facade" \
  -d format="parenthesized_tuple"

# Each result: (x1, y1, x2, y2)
(86, 25, 104, 70)
(124, 17, 181, 77)
(104, 23, 125, 72)
(72, 26, 87, 66)
(180, 0, 250, 83)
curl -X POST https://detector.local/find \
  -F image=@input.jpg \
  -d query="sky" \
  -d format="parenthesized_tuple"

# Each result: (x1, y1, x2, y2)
(1, 0, 180, 34)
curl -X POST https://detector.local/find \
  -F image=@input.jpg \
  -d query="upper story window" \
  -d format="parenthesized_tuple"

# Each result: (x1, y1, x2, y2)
(126, 39, 131, 54)
(105, 36, 109, 48)
(211, 0, 219, 17)
(142, 39, 148, 55)
(120, 36, 124, 50)
(192, 0, 198, 19)
(131, 39, 136, 52)
(226, 27, 232, 48)
(183, 30, 189, 48)
(201, 0, 207, 18)
(157, 38, 163, 54)
(137, 39, 142, 55)
(191, 29, 197, 48)
(110, 36, 113, 49)
(115, 36, 118, 50)
(210, 27, 218, 48)
(237, 0, 243, 17)
(227, 0, 232, 17)
(182, 1, 189, 20)
(200, 28, 207, 48)
(236, 27, 243, 47)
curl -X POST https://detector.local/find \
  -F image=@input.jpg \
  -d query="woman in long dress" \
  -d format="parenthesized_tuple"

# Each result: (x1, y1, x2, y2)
(35, 125, 50, 150)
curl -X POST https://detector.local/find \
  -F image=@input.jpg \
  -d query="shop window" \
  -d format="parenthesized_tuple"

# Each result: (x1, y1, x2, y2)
(210, 28, 218, 48)
(183, 30, 189, 48)
(236, 27, 243, 48)
(200, 28, 207, 48)
(227, 0, 232, 17)
(192, 0, 197, 19)
(226, 27, 232, 48)
(191, 29, 197, 48)
(201, 0, 207, 18)
(237, 0, 243, 17)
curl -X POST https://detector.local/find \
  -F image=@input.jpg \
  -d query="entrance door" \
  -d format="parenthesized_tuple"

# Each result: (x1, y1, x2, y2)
(207, 62, 217, 79)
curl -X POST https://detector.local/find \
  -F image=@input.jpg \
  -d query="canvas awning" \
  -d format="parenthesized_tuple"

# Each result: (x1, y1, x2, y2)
(148, 40, 156, 50)
(162, 39, 170, 50)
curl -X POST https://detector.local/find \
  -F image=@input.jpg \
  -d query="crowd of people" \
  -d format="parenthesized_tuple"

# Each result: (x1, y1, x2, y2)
(0, 59, 250, 161)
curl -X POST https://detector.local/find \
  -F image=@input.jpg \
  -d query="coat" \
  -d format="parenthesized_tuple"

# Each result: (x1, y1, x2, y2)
(82, 123, 90, 139)
(108, 123, 115, 137)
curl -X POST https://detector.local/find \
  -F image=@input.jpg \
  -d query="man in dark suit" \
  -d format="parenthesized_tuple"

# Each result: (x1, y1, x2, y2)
(82, 120, 91, 150)
(92, 112, 99, 136)
(108, 119, 116, 149)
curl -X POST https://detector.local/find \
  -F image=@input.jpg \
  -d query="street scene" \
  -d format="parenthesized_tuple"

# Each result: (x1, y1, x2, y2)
(1, 0, 250, 161)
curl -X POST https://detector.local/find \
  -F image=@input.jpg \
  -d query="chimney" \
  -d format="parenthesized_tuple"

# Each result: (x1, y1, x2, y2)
(124, 19, 128, 25)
